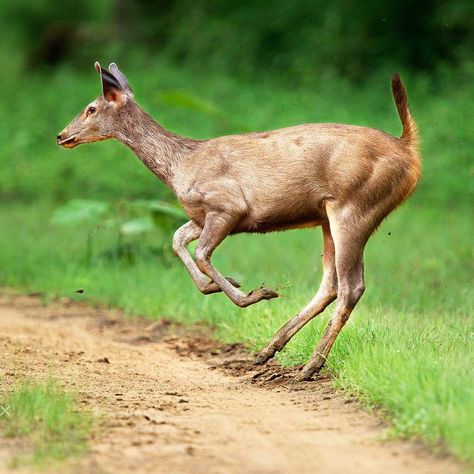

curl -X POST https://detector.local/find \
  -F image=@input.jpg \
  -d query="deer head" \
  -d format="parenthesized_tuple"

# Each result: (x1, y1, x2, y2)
(56, 62, 134, 148)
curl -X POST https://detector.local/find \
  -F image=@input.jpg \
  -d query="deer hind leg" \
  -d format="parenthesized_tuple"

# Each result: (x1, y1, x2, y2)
(195, 213, 279, 308)
(295, 204, 369, 381)
(255, 221, 337, 365)
(172, 220, 241, 295)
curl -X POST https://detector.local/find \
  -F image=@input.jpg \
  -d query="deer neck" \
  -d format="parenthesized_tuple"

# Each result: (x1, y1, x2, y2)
(115, 103, 199, 190)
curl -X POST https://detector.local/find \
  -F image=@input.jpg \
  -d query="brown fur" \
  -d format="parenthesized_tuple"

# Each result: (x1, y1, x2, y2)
(58, 63, 421, 380)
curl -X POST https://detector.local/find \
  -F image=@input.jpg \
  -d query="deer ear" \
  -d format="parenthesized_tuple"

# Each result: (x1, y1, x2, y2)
(94, 61, 125, 104)
(108, 63, 134, 98)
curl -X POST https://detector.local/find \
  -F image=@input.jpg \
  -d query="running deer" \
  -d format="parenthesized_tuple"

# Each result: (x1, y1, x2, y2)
(57, 62, 420, 380)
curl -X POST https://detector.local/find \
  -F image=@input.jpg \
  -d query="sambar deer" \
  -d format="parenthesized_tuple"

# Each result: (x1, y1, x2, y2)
(57, 62, 420, 380)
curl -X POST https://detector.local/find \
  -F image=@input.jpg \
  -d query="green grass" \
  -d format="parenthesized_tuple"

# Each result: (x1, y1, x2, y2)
(0, 201, 472, 462)
(0, 60, 473, 464)
(0, 379, 92, 468)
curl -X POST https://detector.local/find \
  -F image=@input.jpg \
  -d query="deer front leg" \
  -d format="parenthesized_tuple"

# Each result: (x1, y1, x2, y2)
(195, 213, 279, 308)
(172, 220, 240, 295)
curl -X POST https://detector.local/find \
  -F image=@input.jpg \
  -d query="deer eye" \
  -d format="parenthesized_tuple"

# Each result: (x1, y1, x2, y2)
(87, 106, 97, 115)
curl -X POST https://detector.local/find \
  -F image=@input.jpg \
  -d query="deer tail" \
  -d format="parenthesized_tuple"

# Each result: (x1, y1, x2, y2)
(391, 73, 419, 154)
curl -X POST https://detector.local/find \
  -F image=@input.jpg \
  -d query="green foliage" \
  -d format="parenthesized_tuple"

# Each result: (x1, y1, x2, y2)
(51, 198, 187, 263)
(0, 379, 92, 467)
(51, 199, 110, 224)
(160, 90, 221, 116)
(120, 217, 154, 236)
(1, 0, 473, 80)
(159, 89, 251, 133)
(131, 0, 474, 79)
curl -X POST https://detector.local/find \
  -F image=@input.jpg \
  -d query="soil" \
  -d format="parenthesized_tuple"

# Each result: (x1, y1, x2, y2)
(0, 290, 461, 474)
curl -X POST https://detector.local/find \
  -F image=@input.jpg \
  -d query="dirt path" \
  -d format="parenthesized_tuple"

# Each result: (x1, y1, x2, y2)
(0, 291, 460, 474)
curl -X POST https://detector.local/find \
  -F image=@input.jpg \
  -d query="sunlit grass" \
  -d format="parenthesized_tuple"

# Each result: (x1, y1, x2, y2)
(0, 379, 92, 468)
(0, 201, 472, 462)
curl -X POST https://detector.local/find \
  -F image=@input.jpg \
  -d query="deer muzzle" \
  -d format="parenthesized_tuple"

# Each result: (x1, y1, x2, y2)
(56, 132, 79, 148)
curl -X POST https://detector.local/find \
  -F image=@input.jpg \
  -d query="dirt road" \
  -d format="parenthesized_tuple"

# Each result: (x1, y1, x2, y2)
(0, 291, 460, 474)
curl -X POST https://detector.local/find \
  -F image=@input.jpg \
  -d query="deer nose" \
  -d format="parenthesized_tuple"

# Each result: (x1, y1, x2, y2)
(56, 133, 62, 141)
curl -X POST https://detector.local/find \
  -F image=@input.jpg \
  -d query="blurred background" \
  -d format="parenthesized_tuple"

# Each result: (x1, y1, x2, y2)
(1, 0, 473, 78)
(0, 0, 473, 461)
(0, 0, 472, 204)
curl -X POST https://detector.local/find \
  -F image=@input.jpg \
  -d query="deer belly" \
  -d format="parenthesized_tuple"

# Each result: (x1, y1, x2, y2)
(233, 208, 325, 234)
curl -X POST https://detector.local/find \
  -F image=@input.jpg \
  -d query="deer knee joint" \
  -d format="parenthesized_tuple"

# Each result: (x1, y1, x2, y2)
(338, 281, 365, 308)
(195, 248, 210, 272)
(353, 282, 365, 301)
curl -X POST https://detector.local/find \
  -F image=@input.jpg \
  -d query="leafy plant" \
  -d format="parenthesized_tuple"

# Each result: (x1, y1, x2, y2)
(51, 198, 188, 264)
(50, 199, 110, 224)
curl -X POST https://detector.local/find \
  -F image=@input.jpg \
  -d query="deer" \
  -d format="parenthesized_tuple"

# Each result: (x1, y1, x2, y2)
(57, 62, 420, 381)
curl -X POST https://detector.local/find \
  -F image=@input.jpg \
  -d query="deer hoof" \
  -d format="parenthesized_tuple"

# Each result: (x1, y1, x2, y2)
(254, 351, 273, 365)
(294, 364, 321, 382)
(248, 287, 279, 301)
(260, 288, 279, 300)
(294, 371, 312, 383)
